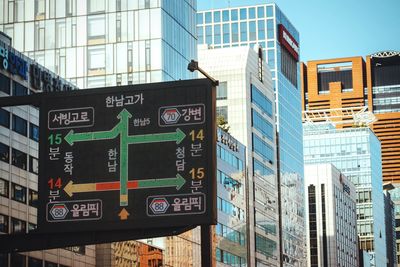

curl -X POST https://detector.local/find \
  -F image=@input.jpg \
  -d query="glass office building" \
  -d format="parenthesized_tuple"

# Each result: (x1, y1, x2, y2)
(199, 45, 278, 266)
(303, 124, 387, 267)
(0, 0, 197, 89)
(198, 4, 305, 266)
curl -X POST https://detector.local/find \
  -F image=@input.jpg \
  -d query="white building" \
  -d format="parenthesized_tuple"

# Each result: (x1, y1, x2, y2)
(199, 45, 279, 266)
(304, 164, 358, 267)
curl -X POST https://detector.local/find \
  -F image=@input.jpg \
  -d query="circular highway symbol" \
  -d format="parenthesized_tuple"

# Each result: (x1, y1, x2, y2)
(149, 198, 170, 214)
(161, 108, 181, 124)
(50, 204, 69, 220)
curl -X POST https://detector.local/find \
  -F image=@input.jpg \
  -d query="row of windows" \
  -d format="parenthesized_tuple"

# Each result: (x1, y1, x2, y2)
(252, 134, 274, 164)
(0, 142, 39, 173)
(215, 248, 246, 267)
(251, 84, 273, 118)
(217, 196, 245, 221)
(217, 144, 244, 171)
(0, 108, 39, 141)
(252, 109, 273, 141)
(217, 169, 243, 195)
(215, 222, 246, 246)
(197, 6, 274, 25)
(0, 73, 32, 96)
(0, 253, 67, 267)
(0, 178, 38, 207)
(0, 214, 36, 234)
(255, 210, 277, 235)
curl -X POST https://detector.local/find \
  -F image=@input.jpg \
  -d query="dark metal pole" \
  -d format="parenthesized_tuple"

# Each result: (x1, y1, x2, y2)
(201, 225, 212, 267)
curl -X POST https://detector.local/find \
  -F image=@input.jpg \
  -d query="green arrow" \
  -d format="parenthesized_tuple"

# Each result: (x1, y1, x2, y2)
(126, 128, 186, 145)
(119, 109, 130, 206)
(64, 124, 121, 145)
(137, 174, 186, 190)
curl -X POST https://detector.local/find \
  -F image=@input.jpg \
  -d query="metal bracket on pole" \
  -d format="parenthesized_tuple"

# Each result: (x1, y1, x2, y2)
(187, 60, 219, 87)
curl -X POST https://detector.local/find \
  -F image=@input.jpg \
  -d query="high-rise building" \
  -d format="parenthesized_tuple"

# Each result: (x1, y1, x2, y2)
(301, 51, 400, 183)
(389, 186, 400, 266)
(304, 164, 358, 267)
(303, 122, 387, 267)
(197, 4, 305, 266)
(0, 0, 197, 88)
(199, 45, 278, 266)
(146, 127, 248, 267)
(383, 188, 397, 267)
(0, 35, 96, 266)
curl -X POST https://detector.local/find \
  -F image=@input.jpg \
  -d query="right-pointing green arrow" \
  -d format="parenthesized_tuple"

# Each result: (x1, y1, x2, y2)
(137, 174, 186, 190)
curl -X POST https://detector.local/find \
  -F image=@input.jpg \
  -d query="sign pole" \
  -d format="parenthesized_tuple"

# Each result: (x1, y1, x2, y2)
(201, 224, 212, 267)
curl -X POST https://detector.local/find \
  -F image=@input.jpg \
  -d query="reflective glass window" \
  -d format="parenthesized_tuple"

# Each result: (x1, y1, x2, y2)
(257, 6, 265, 18)
(267, 19, 274, 39)
(29, 189, 39, 208)
(222, 10, 229, 21)
(30, 123, 39, 142)
(196, 13, 203, 24)
(0, 73, 10, 95)
(258, 20, 265, 40)
(88, 0, 105, 13)
(249, 21, 256, 41)
(35, 0, 45, 16)
(0, 214, 8, 233)
(217, 82, 227, 100)
(12, 148, 27, 170)
(231, 9, 238, 21)
(214, 11, 221, 23)
(88, 46, 106, 71)
(29, 156, 39, 175)
(217, 106, 228, 122)
(12, 183, 26, 203)
(205, 26, 212, 44)
(231, 23, 239, 43)
(12, 115, 27, 136)
(266, 6, 273, 17)
(88, 15, 105, 39)
(253, 134, 274, 163)
(252, 109, 273, 140)
(223, 24, 230, 44)
(205, 12, 212, 23)
(13, 82, 27, 96)
(0, 178, 9, 197)
(0, 143, 9, 163)
(11, 218, 26, 234)
(240, 22, 247, 42)
(249, 7, 256, 19)
(251, 84, 273, 117)
(0, 109, 10, 128)
(240, 8, 247, 20)
(197, 26, 204, 44)
(214, 25, 221, 44)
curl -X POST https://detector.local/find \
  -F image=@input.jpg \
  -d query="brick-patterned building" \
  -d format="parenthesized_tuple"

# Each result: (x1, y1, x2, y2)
(301, 51, 400, 183)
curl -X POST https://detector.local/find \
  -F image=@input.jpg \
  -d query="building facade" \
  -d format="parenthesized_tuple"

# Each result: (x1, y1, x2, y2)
(303, 123, 387, 266)
(388, 186, 400, 266)
(301, 51, 400, 184)
(199, 45, 278, 266)
(197, 4, 305, 266)
(0, 0, 197, 89)
(304, 164, 358, 267)
(383, 189, 397, 267)
(0, 35, 96, 266)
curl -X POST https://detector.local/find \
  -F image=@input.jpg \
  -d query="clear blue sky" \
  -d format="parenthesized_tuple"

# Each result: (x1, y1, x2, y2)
(198, 0, 400, 63)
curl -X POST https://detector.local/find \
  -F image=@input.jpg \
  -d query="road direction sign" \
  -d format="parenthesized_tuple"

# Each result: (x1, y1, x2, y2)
(37, 79, 216, 234)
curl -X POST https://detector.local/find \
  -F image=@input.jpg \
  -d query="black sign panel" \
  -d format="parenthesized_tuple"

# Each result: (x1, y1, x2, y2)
(38, 79, 216, 233)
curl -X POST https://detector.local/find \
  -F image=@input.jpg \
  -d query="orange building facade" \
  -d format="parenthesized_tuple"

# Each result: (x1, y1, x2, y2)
(301, 51, 400, 183)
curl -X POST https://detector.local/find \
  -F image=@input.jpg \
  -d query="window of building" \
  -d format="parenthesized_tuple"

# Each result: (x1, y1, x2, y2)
(0, 253, 7, 266)
(88, 0, 105, 13)
(214, 11, 221, 23)
(231, 9, 238, 21)
(222, 10, 229, 21)
(214, 25, 221, 45)
(45, 261, 58, 267)
(251, 84, 273, 117)
(252, 134, 274, 163)
(34, 0, 45, 17)
(0, 178, 9, 197)
(252, 109, 273, 140)
(0, 214, 8, 233)
(0, 143, 10, 163)
(11, 218, 26, 233)
(205, 12, 212, 23)
(258, 20, 265, 40)
(205, 25, 212, 44)
(240, 8, 247, 20)
(216, 106, 228, 122)
(196, 13, 203, 24)
(255, 233, 276, 258)
(257, 6, 265, 18)
(28, 257, 43, 267)
(197, 26, 204, 44)
(12, 183, 26, 203)
(217, 82, 227, 100)
(0, 73, 11, 95)
(281, 46, 298, 87)
(28, 223, 37, 232)
(13, 82, 28, 96)
(30, 123, 39, 142)
(88, 15, 106, 40)
(88, 45, 106, 72)
(240, 22, 247, 42)
(29, 156, 39, 175)
(231, 23, 239, 43)
(249, 7, 256, 19)
(222, 24, 230, 44)
(249, 21, 256, 41)
(12, 148, 27, 170)
(12, 114, 27, 136)
(0, 108, 10, 128)
(266, 6, 273, 17)
(29, 189, 38, 208)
